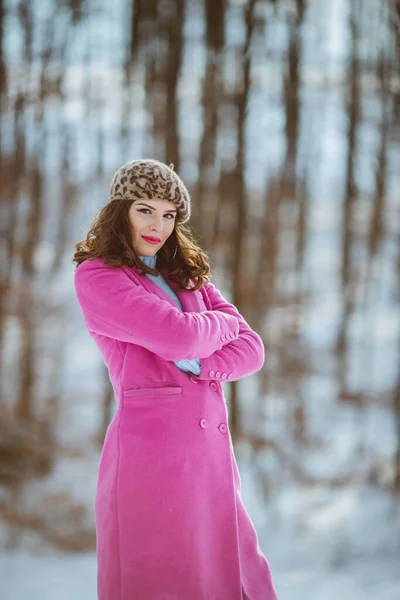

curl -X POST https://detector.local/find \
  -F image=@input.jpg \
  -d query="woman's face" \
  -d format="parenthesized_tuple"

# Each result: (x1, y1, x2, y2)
(128, 198, 178, 256)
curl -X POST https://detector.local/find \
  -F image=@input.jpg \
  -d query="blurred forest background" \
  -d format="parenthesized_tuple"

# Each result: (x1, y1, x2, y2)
(0, 0, 400, 598)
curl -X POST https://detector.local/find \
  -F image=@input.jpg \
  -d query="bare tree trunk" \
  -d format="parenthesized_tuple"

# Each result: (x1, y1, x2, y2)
(196, 0, 225, 241)
(165, 0, 184, 167)
(281, 0, 305, 201)
(230, 0, 256, 441)
(336, 1, 360, 362)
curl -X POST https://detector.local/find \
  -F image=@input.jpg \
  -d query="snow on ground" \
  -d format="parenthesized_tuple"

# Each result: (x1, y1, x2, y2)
(1, 459, 399, 600)
(1, 549, 399, 600)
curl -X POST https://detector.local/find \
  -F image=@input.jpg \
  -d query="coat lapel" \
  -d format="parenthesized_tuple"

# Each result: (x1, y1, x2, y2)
(123, 264, 205, 313)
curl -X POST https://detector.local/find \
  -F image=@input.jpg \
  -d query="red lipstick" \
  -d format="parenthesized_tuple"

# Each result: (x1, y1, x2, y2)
(142, 236, 161, 244)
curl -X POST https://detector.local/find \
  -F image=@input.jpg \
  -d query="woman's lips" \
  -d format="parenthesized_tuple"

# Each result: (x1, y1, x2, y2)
(142, 236, 161, 244)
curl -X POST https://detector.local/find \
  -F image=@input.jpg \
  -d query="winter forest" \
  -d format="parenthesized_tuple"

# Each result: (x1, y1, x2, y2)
(0, 0, 399, 598)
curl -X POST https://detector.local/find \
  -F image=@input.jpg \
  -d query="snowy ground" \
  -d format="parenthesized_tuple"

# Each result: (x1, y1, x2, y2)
(1, 464, 399, 600)
(0, 549, 399, 600)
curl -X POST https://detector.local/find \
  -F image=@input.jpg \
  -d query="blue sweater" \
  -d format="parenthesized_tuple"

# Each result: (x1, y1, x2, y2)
(139, 254, 201, 375)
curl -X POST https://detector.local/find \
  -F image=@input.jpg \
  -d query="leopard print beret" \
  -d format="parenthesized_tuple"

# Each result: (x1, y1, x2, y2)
(109, 158, 191, 224)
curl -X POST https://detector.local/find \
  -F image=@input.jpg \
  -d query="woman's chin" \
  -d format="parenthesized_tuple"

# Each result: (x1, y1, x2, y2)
(135, 245, 158, 256)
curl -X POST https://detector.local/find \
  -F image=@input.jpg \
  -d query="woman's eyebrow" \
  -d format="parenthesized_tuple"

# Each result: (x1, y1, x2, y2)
(135, 202, 177, 213)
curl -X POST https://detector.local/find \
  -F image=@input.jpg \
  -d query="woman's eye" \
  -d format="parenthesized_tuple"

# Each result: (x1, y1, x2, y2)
(138, 209, 174, 219)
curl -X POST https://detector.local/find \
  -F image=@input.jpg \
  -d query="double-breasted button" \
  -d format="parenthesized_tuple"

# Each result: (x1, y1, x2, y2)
(215, 372, 221, 379)
(221, 373, 227, 380)
(210, 381, 218, 391)
(227, 373, 233, 380)
(209, 370, 215, 377)
(218, 423, 227, 434)
(200, 419, 207, 428)
(189, 376, 198, 384)
(220, 334, 225, 341)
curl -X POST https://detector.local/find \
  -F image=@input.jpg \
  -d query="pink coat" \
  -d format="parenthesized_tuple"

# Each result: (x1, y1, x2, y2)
(74, 258, 278, 600)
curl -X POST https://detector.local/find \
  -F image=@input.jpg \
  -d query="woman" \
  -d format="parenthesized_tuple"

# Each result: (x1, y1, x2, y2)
(73, 159, 278, 600)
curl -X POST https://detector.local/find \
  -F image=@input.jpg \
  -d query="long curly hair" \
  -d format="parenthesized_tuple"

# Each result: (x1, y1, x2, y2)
(72, 199, 211, 291)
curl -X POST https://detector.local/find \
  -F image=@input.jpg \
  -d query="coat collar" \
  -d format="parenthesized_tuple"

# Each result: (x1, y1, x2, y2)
(122, 261, 204, 314)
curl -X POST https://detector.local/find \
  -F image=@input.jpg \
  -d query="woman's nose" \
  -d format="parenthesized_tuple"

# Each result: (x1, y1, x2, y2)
(150, 215, 164, 231)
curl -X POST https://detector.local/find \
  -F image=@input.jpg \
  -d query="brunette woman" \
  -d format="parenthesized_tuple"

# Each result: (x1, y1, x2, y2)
(73, 159, 278, 600)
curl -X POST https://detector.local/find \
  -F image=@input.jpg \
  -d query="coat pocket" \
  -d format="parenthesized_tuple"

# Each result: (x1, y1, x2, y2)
(123, 385, 183, 399)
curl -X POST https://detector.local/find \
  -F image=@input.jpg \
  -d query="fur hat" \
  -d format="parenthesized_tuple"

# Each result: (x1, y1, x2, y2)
(109, 158, 191, 224)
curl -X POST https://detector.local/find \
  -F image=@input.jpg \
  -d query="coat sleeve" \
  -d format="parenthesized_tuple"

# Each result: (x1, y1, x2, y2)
(193, 282, 265, 382)
(73, 259, 240, 362)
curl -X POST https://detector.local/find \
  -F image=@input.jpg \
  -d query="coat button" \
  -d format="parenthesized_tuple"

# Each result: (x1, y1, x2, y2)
(210, 381, 218, 391)
(209, 370, 215, 377)
(189, 376, 198, 384)
(221, 373, 227, 380)
(218, 423, 227, 434)
(221, 333, 225, 341)
(227, 373, 233, 380)
(200, 419, 207, 428)
(215, 372, 221, 379)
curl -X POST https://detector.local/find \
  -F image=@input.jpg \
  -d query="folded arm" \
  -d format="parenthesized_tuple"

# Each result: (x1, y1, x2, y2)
(74, 259, 240, 362)
(190, 282, 265, 382)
